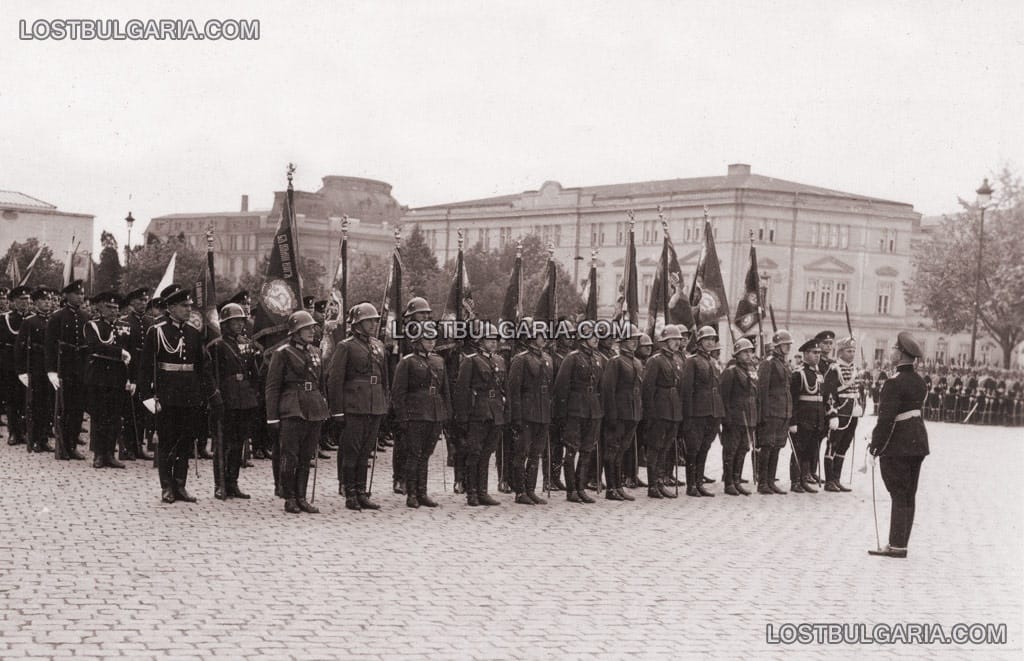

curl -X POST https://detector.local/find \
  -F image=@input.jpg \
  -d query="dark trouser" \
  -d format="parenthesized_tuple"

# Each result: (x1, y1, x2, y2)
(496, 426, 513, 485)
(1, 371, 25, 442)
(512, 421, 549, 494)
(87, 385, 123, 459)
(156, 405, 201, 493)
(790, 425, 823, 483)
(403, 420, 442, 495)
(279, 418, 321, 500)
(120, 392, 148, 457)
(340, 414, 383, 494)
(463, 421, 500, 495)
(879, 455, 925, 548)
(27, 372, 53, 450)
(392, 421, 406, 484)
(720, 424, 751, 486)
(824, 416, 858, 483)
(543, 419, 566, 485)
(682, 416, 720, 485)
(756, 417, 788, 485)
(603, 420, 638, 490)
(621, 419, 643, 480)
(446, 423, 465, 483)
(561, 416, 600, 492)
(56, 377, 85, 458)
(645, 419, 678, 485)
(214, 408, 255, 488)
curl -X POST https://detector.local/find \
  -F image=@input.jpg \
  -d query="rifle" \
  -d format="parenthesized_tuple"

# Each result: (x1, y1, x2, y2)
(211, 338, 226, 495)
(24, 334, 33, 453)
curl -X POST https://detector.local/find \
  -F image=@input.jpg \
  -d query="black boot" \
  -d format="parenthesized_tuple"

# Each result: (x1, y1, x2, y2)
(477, 462, 501, 505)
(215, 485, 229, 500)
(525, 457, 546, 504)
(284, 498, 301, 513)
(768, 449, 787, 494)
(696, 459, 715, 497)
(297, 498, 319, 513)
(107, 453, 126, 469)
(393, 479, 406, 495)
(406, 492, 420, 508)
(228, 483, 250, 499)
(357, 490, 381, 510)
(345, 486, 362, 511)
(575, 459, 595, 503)
(685, 464, 701, 497)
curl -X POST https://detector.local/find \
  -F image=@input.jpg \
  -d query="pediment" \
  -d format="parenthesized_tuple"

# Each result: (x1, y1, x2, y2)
(803, 256, 854, 274)
(759, 257, 778, 269)
(875, 265, 899, 277)
(678, 249, 700, 265)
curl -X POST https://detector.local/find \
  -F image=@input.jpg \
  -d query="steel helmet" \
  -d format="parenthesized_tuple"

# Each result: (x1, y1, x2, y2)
(619, 322, 643, 340)
(733, 338, 755, 354)
(696, 325, 718, 342)
(772, 329, 793, 345)
(639, 332, 653, 348)
(350, 302, 380, 325)
(658, 325, 683, 342)
(288, 310, 317, 335)
(478, 321, 500, 340)
(557, 318, 576, 338)
(220, 303, 247, 323)
(404, 297, 432, 317)
(576, 319, 598, 340)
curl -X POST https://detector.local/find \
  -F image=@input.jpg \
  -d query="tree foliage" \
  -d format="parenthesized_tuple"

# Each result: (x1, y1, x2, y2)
(907, 166, 1024, 367)
(122, 237, 235, 299)
(237, 254, 330, 301)
(95, 231, 123, 293)
(0, 238, 64, 289)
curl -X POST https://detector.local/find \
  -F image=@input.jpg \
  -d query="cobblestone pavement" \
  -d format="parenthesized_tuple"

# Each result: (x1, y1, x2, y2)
(1, 420, 1021, 660)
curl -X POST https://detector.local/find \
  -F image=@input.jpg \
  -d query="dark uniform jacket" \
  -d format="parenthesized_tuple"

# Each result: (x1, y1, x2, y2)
(138, 315, 215, 408)
(45, 304, 89, 379)
(552, 347, 603, 420)
(120, 310, 149, 367)
(0, 310, 26, 374)
(641, 350, 683, 422)
(790, 363, 825, 430)
(680, 350, 725, 419)
(508, 346, 553, 425)
(326, 333, 389, 416)
(720, 362, 758, 427)
(823, 358, 863, 420)
(392, 350, 451, 423)
(454, 350, 507, 425)
(15, 313, 48, 378)
(208, 332, 261, 410)
(83, 318, 130, 388)
(757, 352, 792, 423)
(265, 339, 329, 422)
(601, 349, 643, 422)
(870, 364, 929, 457)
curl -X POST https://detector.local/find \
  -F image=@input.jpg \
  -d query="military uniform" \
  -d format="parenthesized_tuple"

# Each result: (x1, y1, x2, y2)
(600, 345, 643, 500)
(822, 355, 863, 490)
(790, 359, 825, 491)
(209, 329, 261, 498)
(14, 303, 52, 452)
(45, 297, 89, 459)
(508, 344, 553, 503)
(641, 347, 682, 498)
(680, 349, 725, 495)
(83, 313, 131, 467)
(119, 306, 152, 460)
(392, 345, 451, 507)
(327, 330, 389, 509)
(454, 346, 507, 505)
(719, 359, 757, 494)
(756, 348, 792, 493)
(552, 345, 603, 502)
(542, 342, 570, 490)
(1, 307, 28, 445)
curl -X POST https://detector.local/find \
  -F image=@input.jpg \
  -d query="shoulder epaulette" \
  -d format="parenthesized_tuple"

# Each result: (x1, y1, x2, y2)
(465, 352, 477, 358)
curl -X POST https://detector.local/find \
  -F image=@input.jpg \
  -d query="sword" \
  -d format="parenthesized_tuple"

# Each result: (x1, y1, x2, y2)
(311, 441, 319, 504)
(367, 445, 377, 497)
(870, 457, 881, 551)
(962, 400, 980, 423)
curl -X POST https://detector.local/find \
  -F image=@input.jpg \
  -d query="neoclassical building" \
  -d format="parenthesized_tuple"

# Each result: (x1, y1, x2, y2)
(403, 164, 993, 367)
(1, 190, 94, 267)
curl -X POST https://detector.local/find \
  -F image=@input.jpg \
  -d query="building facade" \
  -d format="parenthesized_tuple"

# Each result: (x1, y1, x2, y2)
(0, 190, 95, 265)
(403, 164, 993, 367)
(145, 176, 403, 285)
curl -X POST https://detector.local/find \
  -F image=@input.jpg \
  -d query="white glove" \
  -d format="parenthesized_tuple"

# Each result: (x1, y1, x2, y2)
(47, 372, 60, 390)
(143, 398, 159, 414)
(851, 403, 864, 417)
(126, 382, 136, 395)
(18, 374, 29, 387)
(867, 451, 877, 469)
(828, 417, 839, 431)
(121, 349, 132, 364)
(788, 425, 798, 434)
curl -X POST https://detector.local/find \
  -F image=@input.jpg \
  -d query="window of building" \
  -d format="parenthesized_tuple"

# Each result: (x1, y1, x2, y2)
(880, 229, 897, 253)
(820, 280, 833, 311)
(981, 344, 992, 365)
(500, 227, 512, 248)
(481, 228, 491, 251)
(936, 339, 947, 364)
(874, 339, 887, 366)
(590, 224, 600, 247)
(616, 223, 625, 246)
(757, 219, 777, 243)
(642, 273, 653, 304)
(877, 281, 893, 315)
(839, 225, 849, 249)
(834, 281, 847, 312)
(810, 223, 818, 246)
(805, 278, 818, 310)
(553, 224, 562, 248)
(615, 273, 623, 299)
(829, 225, 839, 248)
(684, 220, 693, 242)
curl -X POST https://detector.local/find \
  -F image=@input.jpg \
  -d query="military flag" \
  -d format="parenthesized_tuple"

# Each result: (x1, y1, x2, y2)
(500, 238, 523, 324)
(154, 252, 177, 300)
(253, 164, 302, 342)
(378, 228, 403, 352)
(689, 210, 729, 327)
(582, 251, 599, 321)
(194, 226, 220, 341)
(617, 214, 640, 326)
(533, 243, 557, 326)
(18, 247, 43, 286)
(647, 213, 693, 337)
(61, 235, 80, 287)
(444, 229, 474, 322)
(735, 240, 761, 334)
(4, 252, 20, 286)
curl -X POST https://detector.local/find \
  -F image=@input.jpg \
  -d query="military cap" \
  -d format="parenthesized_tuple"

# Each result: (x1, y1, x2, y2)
(302, 295, 315, 309)
(896, 331, 922, 358)
(30, 287, 51, 301)
(92, 291, 121, 307)
(62, 279, 85, 295)
(837, 336, 856, 350)
(618, 322, 643, 340)
(125, 287, 150, 302)
(576, 319, 598, 339)
(229, 290, 251, 305)
(0, 287, 9, 297)
(160, 284, 193, 307)
(814, 330, 836, 342)
(220, 303, 247, 323)
(478, 321, 500, 339)
(146, 297, 165, 311)
(313, 299, 328, 314)
(10, 285, 31, 298)
(798, 338, 820, 353)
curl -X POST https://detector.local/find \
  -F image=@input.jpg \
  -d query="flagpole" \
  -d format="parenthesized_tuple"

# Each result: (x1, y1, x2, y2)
(658, 206, 670, 331)
(750, 230, 765, 357)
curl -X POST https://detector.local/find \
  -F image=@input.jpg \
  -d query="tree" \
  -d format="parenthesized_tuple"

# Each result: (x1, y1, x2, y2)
(121, 236, 235, 300)
(907, 166, 1024, 367)
(0, 238, 64, 289)
(95, 231, 123, 293)
(401, 225, 442, 303)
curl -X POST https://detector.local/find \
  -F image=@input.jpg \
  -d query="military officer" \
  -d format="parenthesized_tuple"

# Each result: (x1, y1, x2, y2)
(83, 292, 132, 469)
(640, 324, 683, 499)
(719, 338, 757, 496)
(138, 285, 218, 504)
(622, 331, 654, 489)
(1, 286, 32, 445)
(453, 322, 506, 507)
(392, 325, 450, 508)
(327, 302, 389, 511)
(508, 319, 554, 505)
(542, 317, 574, 492)
(756, 329, 792, 494)
(393, 296, 433, 496)
(600, 323, 643, 501)
(15, 287, 54, 452)
(265, 311, 330, 513)
(45, 280, 90, 460)
(208, 303, 261, 500)
(822, 336, 863, 492)
(552, 319, 604, 503)
(815, 330, 836, 371)
(119, 287, 154, 461)
(680, 325, 725, 497)
(868, 332, 929, 558)
(789, 338, 826, 493)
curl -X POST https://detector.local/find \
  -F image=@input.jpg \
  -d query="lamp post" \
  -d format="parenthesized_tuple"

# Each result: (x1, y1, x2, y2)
(968, 178, 993, 366)
(125, 212, 135, 266)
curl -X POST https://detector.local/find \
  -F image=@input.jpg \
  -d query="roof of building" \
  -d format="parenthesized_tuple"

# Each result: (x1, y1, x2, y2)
(0, 190, 58, 210)
(410, 166, 912, 211)
(151, 210, 270, 220)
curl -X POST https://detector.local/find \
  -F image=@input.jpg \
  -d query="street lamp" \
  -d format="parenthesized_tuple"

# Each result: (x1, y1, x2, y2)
(125, 212, 136, 266)
(968, 178, 993, 366)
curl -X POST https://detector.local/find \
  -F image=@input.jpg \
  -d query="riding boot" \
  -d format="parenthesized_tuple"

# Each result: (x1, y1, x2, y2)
(477, 462, 501, 506)
(345, 485, 362, 511)
(768, 448, 787, 494)
(575, 458, 595, 503)
(696, 458, 715, 496)
(686, 464, 701, 497)
(564, 455, 581, 502)
(526, 457, 546, 504)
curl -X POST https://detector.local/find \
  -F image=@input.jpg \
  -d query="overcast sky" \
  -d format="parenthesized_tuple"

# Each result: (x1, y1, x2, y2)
(2, 0, 1022, 256)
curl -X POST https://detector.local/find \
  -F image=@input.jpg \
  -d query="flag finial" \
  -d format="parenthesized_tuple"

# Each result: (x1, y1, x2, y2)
(627, 209, 636, 228)
(394, 226, 402, 247)
(748, 228, 755, 245)
(547, 242, 555, 258)
(457, 228, 464, 251)
(591, 249, 598, 267)
(286, 163, 295, 189)
(206, 222, 215, 253)
(657, 205, 669, 236)
(341, 214, 349, 238)
(703, 205, 710, 222)
(516, 236, 523, 258)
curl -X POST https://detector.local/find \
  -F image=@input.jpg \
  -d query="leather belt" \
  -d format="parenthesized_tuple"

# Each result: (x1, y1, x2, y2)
(90, 354, 123, 363)
(799, 395, 823, 402)
(839, 393, 859, 399)
(158, 362, 194, 372)
(351, 375, 380, 385)
(428, 386, 438, 395)
(894, 409, 921, 422)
